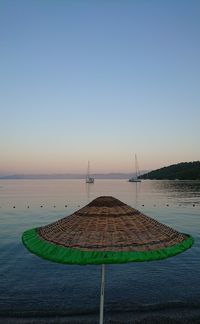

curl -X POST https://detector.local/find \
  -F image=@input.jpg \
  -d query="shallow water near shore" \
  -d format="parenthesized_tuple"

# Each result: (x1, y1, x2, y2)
(0, 179, 200, 323)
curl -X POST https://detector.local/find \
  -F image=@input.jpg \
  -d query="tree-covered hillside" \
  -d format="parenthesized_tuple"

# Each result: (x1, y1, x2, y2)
(140, 161, 200, 180)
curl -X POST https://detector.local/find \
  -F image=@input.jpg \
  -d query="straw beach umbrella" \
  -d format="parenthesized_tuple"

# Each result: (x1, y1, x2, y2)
(22, 196, 193, 324)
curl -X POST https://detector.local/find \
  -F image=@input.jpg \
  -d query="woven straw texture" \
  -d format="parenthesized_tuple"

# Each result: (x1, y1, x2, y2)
(36, 196, 187, 252)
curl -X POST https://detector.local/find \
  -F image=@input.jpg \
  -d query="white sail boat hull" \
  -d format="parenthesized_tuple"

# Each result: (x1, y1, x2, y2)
(86, 177, 94, 183)
(128, 177, 141, 182)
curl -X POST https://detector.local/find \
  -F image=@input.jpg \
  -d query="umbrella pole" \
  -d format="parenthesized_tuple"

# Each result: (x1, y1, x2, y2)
(99, 264, 105, 324)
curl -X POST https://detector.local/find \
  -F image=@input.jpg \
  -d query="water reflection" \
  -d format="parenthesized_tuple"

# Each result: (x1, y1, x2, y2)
(153, 180, 200, 193)
(85, 182, 92, 203)
(128, 181, 141, 209)
(150, 180, 200, 205)
(0, 179, 199, 322)
(0, 180, 200, 211)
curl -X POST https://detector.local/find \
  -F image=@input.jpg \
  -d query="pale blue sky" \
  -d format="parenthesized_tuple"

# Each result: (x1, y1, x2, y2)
(0, 0, 200, 175)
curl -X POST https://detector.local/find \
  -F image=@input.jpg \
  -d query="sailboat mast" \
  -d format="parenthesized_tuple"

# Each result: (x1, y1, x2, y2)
(135, 154, 140, 178)
(129, 154, 141, 182)
(135, 154, 138, 179)
(86, 161, 94, 183)
(88, 161, 90, 177)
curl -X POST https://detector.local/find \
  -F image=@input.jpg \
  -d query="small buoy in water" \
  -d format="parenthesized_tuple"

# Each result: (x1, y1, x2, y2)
(193, 204, 195, 207)
(65, 205, 67, 208)
(166, 204, 169, 207)
(40, 205, 43, 208)
(27, 206, 30, 209)
(142, 204, 144, 207)
(13, 206, 16, 209)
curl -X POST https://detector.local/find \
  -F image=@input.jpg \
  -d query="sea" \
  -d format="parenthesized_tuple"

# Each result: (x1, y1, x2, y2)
(0, 179, 200, 324)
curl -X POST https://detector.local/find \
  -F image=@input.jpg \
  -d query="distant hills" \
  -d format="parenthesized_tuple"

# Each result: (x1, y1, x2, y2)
(140, 161, 200, 180)
(0, 172, 148, 180)
(1, 162, 199, 180)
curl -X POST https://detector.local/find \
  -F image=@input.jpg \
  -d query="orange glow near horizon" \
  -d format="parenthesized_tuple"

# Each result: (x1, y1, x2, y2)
(0, 152, 197, 175)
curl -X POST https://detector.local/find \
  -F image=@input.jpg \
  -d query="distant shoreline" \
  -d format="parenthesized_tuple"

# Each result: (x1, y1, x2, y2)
(0, 172, 148, 180)
(0, 177, 199, 181)
(140, 161, 200, 181)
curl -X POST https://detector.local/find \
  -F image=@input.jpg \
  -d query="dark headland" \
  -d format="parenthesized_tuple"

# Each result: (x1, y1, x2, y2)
(140, 161, 200, 180)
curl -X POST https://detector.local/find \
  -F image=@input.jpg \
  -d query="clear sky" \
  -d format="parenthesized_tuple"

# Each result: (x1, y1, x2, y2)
(0, 0, 200, 175)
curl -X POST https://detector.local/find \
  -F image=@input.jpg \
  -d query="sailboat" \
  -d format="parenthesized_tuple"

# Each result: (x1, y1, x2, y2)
(86, 161, 94, 183)
(129, 154, 141, 182)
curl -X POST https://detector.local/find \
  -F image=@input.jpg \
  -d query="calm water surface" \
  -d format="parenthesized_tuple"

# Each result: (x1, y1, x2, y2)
(0, 180, 200, 323)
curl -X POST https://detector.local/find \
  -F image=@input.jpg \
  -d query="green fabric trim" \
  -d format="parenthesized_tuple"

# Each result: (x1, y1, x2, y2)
(22, 228, 194, 265)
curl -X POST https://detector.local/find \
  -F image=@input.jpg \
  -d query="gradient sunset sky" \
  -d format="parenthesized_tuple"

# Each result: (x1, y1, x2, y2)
(1, 0, 200, 175)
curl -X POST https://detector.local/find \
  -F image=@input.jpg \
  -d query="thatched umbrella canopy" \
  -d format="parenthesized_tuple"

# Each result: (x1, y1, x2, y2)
(22, 196, 193, 323)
